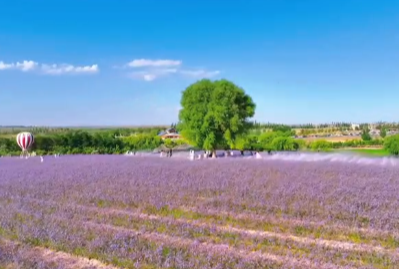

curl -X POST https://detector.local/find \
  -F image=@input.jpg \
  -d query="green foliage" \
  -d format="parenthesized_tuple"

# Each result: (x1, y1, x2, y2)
(347, 148, 389, 157)
(380, 128, 387, 138)
(327, 138, 383, 149)
(0, 127, 392, 156)
(0, 128, 196, 156)
(271, 137, 299, 151)
(0, 126, 166, 137)
(0, 130, 165, 156)
(258, 131, 279, 145)
(309, 140, 332, 151)
(384, 134, 399, 156)
(270, 124, 294, 135)
(258, 131, 292, 151)
(178, 79, 255, 151)
(295, 139, 307, 150)
(233, 136, 250, 151)
(231, 134, 261, 151)
(1, 101, 396, 156)
(163, 139, 177, 149)
(361, 128, 372, 141)
(122, 134, 162, 151)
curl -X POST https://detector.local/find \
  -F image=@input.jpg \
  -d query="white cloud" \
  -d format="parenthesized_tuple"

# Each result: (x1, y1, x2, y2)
(17, 61, 38, 71)
(0, 60, 38, 71)
(127, 59, 182, 68)
(143, 74, 156, 81)
(129, 67, 220, 82)
(179, 69, 220, 78)
(129, 68, 178, 81)
(0, 60, 99, 75)
(123, 58, 221, 82)
(41, 64, 99, 75)
(0, 62, 10, 70)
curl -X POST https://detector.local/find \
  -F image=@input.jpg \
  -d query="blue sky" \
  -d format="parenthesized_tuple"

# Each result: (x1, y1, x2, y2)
(1, 0, 398, 126)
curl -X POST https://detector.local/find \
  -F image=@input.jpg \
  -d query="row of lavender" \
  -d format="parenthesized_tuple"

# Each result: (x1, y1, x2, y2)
(1, 155, 398, 268)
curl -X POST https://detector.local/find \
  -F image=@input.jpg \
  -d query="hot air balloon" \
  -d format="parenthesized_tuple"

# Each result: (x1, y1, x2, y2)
(16, 132, 34, 158)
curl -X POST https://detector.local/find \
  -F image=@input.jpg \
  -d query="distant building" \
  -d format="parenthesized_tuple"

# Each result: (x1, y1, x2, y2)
(158, 128, 181, 140)
(368, 123, 377, 131)
(351, 123, 360, 131)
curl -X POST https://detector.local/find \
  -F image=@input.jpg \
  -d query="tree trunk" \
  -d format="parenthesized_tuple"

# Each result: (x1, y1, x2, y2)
(240, 150, 244, 156)
(212, 150, 217, 158)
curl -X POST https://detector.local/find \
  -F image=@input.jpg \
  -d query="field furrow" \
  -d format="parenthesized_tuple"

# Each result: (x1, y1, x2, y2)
(0, 238, 117, 269)
(1, 156, 399, 268)
(181, 205, 399, 238)
(1, 197, 398, 268)
(0, 210, 285, 269)
(85, 221, 355, 269)
(3, 195, 399, 251)
(25, 198, 399, 253)
(0, 204, 357, 269)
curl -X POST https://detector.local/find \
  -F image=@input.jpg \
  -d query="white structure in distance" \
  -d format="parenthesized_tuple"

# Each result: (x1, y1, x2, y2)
(189, 150, 195, 160)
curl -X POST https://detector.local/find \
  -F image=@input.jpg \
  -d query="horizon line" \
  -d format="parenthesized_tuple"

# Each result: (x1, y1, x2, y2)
(1, 121, 398, 129)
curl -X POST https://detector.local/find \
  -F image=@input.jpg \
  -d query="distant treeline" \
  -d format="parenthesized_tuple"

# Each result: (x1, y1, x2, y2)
(0, 128, 387, 156)
(0, 130, 163, 156)
(252, 122, 399, 132)
(2, 122, 399, 136)
(0, 126, 168, 135)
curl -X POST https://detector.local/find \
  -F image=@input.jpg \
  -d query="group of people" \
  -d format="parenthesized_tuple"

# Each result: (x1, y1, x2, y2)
(189, 150, 212, 160)
(188, 150, 264, 160)
(158, 149, 272, 160)
(160, 149, 173, 157)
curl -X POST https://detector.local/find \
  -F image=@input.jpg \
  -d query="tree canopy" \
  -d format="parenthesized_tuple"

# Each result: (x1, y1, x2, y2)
(361, 127, 372, 141)
(384, 134, 399, 156)
(380, 128, 387, 138)
(178, 79, 256, 154)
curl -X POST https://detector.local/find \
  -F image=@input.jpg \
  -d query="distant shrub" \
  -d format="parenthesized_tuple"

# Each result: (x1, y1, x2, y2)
(271, 137, 299, 151)
(384, 134, 399, 156)
(361, 128, 372, 141)
(295, 139, 307, 150)
(380, 128, 387, 138)
(310, 140, 332, 151)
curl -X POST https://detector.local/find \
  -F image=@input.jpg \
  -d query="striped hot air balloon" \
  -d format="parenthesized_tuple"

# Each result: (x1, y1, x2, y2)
(16, 132, 34, 158)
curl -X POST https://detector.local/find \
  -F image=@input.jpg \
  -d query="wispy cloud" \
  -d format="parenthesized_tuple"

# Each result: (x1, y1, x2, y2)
(125, 58, 220, 82)
(0, 60, 99, 75)
(129, 68, 178, 81)
(0, 60, 38, 71)
(131, 68, 220, 82)
(127, 59, 182, 68)
(179, 69, 220, 78)
(143, 74, 157, 81)
(41, 64, 99, 75)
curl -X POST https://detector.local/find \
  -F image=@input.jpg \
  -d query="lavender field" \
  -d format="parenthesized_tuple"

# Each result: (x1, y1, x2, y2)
(1, 155, 399, 269)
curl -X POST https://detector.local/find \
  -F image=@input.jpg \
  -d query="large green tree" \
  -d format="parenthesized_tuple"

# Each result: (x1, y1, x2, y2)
(178, 79, 256, 157)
